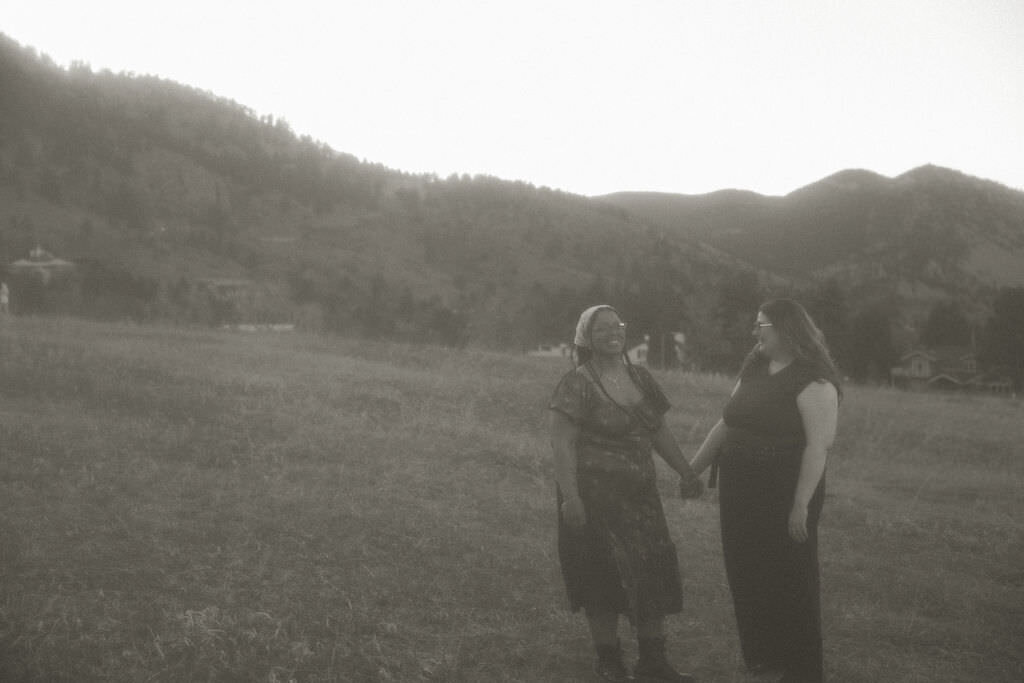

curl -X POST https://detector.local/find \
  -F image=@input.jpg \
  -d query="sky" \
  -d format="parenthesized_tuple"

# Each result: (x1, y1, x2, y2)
(5, 0, 1024, 197)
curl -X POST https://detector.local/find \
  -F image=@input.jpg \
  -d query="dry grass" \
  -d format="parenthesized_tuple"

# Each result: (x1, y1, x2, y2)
(0, 317, 1020, 682)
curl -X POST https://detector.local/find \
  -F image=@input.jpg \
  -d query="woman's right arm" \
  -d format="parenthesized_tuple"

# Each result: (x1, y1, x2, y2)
(550, 410, 586, 527)
(689, 380, 740, 475)
(689, 418, 727, 475)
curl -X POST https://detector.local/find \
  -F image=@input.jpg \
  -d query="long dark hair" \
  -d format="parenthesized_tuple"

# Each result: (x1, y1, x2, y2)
(742, 298, 843, 396)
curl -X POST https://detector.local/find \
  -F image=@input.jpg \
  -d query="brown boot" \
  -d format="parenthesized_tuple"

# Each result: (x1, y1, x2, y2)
(633, 636, 696, 683)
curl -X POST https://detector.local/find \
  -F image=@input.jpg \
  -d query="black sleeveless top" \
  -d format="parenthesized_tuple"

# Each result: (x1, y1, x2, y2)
(723, 357, 824, 446)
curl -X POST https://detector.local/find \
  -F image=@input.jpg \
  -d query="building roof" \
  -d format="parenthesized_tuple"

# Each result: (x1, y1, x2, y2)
(9, 246, 74, 270)
(900, 346, 975, 363)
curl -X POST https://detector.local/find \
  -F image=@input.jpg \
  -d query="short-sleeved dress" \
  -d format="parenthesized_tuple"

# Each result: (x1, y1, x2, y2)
(549, 363, 683, 624)
(719, 357, 828, 682)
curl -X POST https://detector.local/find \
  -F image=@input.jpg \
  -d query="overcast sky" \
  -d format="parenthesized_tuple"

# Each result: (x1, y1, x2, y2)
(6, 0, 1024, 197)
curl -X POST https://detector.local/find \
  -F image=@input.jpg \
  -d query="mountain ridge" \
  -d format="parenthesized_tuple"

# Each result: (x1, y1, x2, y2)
(2, 32, 1023, 374)
(601, 165, 1024, 297)
(1, 33, 756, 355)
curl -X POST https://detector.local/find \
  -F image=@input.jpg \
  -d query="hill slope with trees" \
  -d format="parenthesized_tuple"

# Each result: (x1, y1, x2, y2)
(602, 167, 1024, 309)
(0, 33, 760, 362)
(2, 33, 1023, 385)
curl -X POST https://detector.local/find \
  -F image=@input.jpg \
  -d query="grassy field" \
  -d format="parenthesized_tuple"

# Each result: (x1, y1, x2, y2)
(0, 317, 1020, 682)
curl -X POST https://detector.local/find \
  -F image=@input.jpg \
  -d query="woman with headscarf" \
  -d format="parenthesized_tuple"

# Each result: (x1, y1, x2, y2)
(549, 305, 704, 683)
(690, 299, 841, 683)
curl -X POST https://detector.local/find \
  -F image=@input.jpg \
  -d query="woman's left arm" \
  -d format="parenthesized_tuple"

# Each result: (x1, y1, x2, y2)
(652, 423, 704, 499)
(789, 381, 839, 542)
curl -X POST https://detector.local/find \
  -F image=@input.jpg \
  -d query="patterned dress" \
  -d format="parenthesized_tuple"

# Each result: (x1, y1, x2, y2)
(549, 364, 683, 624)
(719, 357, 829, 682)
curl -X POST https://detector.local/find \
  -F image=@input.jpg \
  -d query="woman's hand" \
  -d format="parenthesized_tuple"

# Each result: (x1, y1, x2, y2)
(561, 496, 586, 528)
(679, 476, 704, 500)
(788, 502, 808, 542)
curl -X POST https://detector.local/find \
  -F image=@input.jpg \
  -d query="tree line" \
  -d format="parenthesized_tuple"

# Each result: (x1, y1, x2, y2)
(517, 266, 1024, 390)
(4, 247, 1023, 390)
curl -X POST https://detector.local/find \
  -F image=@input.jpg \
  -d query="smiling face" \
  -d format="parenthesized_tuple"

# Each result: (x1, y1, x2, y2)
(589, 309, 627, 357)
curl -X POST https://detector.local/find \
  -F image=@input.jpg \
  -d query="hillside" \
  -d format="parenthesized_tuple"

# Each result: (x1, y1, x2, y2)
(602, 167, 1024, 317)
(0, 33, 755, 355)
(3, 32, 1024, 378)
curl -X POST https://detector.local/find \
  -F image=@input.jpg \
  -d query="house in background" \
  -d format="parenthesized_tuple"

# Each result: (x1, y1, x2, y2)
(628, 333, 686, 367)
(6, 245, 77, 314)
(890, 346, 1012, 393)
(527, 343, 570, 358)
(8, 246, 75, 284)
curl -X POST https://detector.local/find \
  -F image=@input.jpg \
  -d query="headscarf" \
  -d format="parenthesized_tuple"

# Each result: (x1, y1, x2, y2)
(573, 304, 618, 348)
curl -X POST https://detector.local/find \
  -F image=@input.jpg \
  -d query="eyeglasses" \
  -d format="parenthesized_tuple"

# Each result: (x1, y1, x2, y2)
(592, 322, 627, 335)
(754, 321, 773, 329)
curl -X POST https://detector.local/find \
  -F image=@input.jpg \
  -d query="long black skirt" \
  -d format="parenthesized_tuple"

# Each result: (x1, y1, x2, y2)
(718, 443, 825, 682)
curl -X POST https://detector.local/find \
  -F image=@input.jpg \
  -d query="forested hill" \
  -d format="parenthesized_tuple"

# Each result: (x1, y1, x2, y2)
(2, 32, 1022, 381)
(601, 167, 1024, 304)
(0, 33, 758, 361)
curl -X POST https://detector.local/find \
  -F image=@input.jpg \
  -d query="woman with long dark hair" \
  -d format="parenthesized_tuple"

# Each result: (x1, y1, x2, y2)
(690, 298, 841, 683)
(549, 305, 704, 682)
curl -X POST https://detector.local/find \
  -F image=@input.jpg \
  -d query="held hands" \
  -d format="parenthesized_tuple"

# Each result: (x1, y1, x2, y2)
(679, 475, 704, 500)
